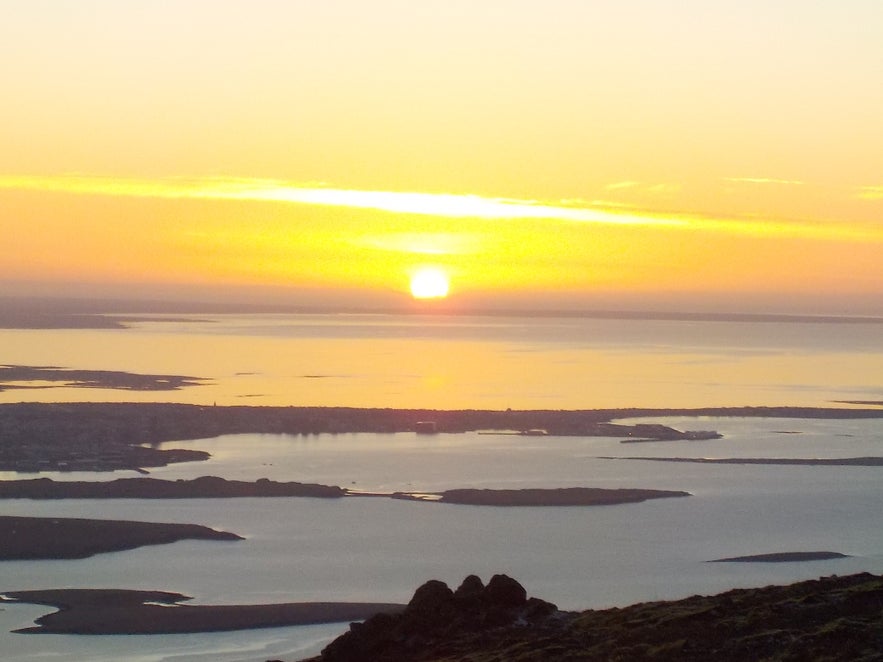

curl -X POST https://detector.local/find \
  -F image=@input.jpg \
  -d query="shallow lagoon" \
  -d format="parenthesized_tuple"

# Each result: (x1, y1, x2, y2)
(2, 418, 882, 661)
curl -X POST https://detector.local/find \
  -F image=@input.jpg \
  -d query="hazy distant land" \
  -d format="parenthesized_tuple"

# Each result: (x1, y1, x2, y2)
(0, 365, 209, 393)
(4, 295, 883, 328)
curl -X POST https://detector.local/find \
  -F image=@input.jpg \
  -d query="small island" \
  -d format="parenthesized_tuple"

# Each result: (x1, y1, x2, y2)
(709, 551, 851, 563)
(602, 456, 883, 467)
(393, 487, 690, 507)
(0, 515, 242, 560)
(1, 589, 405, 634)
(0, 365, 208, 393)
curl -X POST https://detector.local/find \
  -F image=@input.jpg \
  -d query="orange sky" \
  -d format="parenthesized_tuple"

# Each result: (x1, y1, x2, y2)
(2, 1, 882, 314)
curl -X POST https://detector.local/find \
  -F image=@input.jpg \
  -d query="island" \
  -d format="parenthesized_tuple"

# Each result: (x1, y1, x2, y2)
(0, 515, 242, 560)
(0, 476, 345, 500)
(601, 456, 883, 467)
(0, 478, 687, 508)
(1, 589, 405, 634)
(709, 551, 851, 563)
(0, 365, 208, 393)
(393, 487, 690, 506)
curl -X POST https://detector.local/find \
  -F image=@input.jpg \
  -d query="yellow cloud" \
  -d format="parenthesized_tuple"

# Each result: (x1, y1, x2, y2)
(724, 177, 805, 186)
(857, 186, 883, 200)
(356, 233, 482, 256)
(2, 174, 880, 244)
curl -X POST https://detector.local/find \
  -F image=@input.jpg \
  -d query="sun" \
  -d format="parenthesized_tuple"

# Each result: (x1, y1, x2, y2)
(409, 267, 450, 299)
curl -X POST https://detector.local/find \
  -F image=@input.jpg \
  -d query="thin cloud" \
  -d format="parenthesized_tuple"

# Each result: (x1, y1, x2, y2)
(1, 174, 880, 243)
(724, 177, 805, 186)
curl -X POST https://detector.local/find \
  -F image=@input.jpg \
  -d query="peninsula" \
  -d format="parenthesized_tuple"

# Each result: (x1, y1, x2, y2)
(3, 402, 882, 474)
(2, 589, 405, 634)
(0, 515, 241, 560)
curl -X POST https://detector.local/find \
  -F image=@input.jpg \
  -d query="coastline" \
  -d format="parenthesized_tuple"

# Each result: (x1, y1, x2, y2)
(3, 401, 883, 474)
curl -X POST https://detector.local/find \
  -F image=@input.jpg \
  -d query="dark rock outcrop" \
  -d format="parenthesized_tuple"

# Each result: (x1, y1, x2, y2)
(311, 575, 559, 661)
(305, 573, 883, 662)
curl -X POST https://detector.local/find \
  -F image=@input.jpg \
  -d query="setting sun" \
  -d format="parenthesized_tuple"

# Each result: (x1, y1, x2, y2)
(410, 267, 450, 299)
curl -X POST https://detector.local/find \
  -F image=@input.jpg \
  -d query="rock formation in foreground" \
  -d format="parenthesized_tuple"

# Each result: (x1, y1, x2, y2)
(303, 572, 883, 661)
(306, 574, 561, 662)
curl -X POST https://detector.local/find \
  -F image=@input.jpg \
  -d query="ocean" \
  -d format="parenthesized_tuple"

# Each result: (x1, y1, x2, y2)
(1, 313, 882, 661)
(1, 312, 882, 409)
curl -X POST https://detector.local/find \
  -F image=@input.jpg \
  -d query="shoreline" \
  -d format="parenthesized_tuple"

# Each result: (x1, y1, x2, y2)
(2, 402, 883, 474)
(1, 589, 405, 635)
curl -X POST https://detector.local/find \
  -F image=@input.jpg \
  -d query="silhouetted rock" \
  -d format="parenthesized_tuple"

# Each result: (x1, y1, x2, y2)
(484, 574, 527, 607)
(305, 573, 883, 662)
(453, 574, 484, 600)
(312, 575, 558, 662)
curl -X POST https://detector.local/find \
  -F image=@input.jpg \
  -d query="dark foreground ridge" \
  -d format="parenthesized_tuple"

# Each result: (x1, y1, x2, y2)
(303, 573, 883, 662)
(0, 515, 242, 560)
(3, 402, 883, 474)
(1, 589, 405, 634)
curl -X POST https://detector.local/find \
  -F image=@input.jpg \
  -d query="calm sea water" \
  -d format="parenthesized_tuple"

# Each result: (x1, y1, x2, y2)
(1, 313, 882, 408)
(1, 315, 883, 660)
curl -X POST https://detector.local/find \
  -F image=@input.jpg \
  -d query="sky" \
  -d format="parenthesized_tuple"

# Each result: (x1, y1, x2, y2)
(2, 0, 882, 314)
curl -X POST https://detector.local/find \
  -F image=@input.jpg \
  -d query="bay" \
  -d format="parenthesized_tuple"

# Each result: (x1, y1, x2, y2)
(1, 314, 882, 660)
